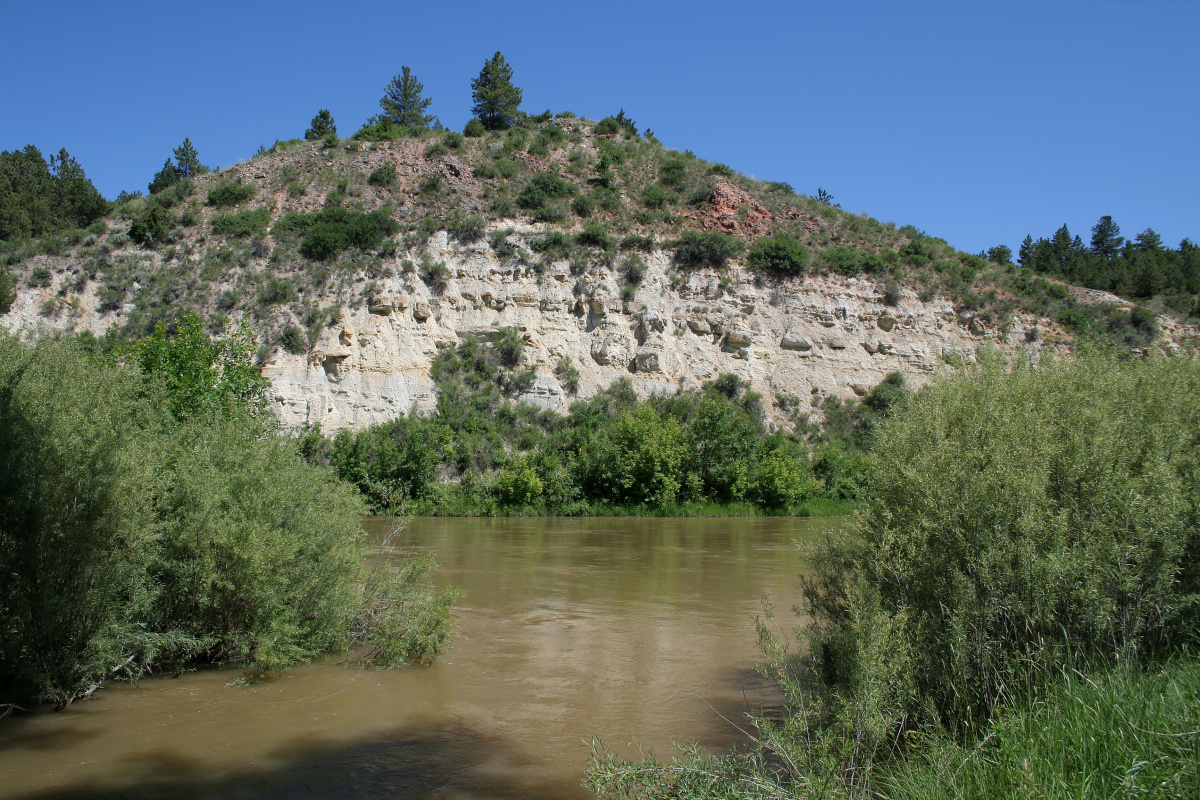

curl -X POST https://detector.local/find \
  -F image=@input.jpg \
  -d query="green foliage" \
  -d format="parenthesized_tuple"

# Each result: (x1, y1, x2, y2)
(149, 138, 204, 194)
(0, 267, 15, 312)
(641, 183, 672, 209)
(471, 51, 523, 130)
(276, 207, 400, 261)
(812, 351, 1200, 735)
(576, 224, 614, 250)
(367, 164, 398, 187)
(305, 109, 337, 141)
(516, 172, 576, 210)
(424, 141, 449, 159)
(0, 331, 457, 708)
(206, 180, 256, 207)
(380, 66, 435, 129)
(594, 117, 620, 135)
(279, 324, 307, 355)
(747, 232, 808, 275)
(0, 145, 107, 241)
(463, 117, 485, 138)
(257, 275, 294, 306)
(820, 244, 887, 276)
(128, 203, 175, 247)
(211, 207, 270, 239)
(672, 230, 743, 269)
(28, 266, 51, 288)
(659, 157, 688, 190)
(578, 405, 688, 507)
(134, 313, 267, 422)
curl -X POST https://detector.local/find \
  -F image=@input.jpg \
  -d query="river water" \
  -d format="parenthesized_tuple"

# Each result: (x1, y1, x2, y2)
(0, 515, 837, 799)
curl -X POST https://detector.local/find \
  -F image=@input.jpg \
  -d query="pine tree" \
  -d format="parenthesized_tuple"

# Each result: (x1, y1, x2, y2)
(471, 52, 523, 130)
(172, 137, 203, 179)
(305, 109, 337, 141)
(1090, 215, 1124, 259)
(380, 67, 435, 129)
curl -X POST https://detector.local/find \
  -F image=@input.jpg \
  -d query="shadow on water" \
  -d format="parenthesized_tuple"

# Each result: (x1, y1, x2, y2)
(11, 720, 572, 800)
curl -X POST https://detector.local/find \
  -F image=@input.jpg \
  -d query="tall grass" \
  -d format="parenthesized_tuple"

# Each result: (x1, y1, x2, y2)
(885, 658, 1200, 800)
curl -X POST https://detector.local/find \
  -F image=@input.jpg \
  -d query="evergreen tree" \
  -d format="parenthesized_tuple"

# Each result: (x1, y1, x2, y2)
(50, 149, 106, 229)
(0, 145, 104, 240)
(471, 51, 523, 130)
(1090, 215, 1124, 259)
(1134, 228, 1163, 252)
(148, 158, 179, 194)
(172, 137, 203, 179)
(305, 109, 337, 140)
(380, 67, 435, 129)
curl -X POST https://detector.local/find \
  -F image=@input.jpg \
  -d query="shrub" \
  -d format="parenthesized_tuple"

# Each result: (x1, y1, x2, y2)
(0, 268, 15, 312)
(594, 117, 619, 135)
(672, 231, 743, 269)
(257, 276, 294, 305)
(463, 118, 485, 138)
(659, 157, 688, 190)
(820, 244, 887, 276)
(206, 180, 256, 208)
(279, 324, 307, 354)
(211, 208, 270, 239)
(747, 232, 809, 275)
(450, 215, 487, 244)
(494, 456, 544, 506)
(531, 231, 571, 256)
(620, 234, 655, 251)
(516, 172, 576, 210)
(368, 164, 398, 187)
(278, 207, 400, 261)
(708, 163, 735, 177)
(808, 350, 1200, 734)
(418, 174, 444, 194)
(28, 266, 52, 288)
(424, 142, 449, 159)
(442, 132, 464, 150)
(571, 194, 594, 217)
(129, 203, 175, 246)
(640, 183, 672, 209)
(575, 224, 614, 250)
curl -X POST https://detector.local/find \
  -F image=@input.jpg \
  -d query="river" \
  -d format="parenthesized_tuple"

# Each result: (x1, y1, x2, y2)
(0, 515, 838, 799)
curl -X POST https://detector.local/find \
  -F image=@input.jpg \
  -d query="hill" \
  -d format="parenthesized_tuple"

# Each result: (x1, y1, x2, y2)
(1, 116, 1195, 431)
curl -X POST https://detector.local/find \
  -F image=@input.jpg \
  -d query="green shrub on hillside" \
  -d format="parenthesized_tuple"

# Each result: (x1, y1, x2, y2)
(368, 164, 398, 187)
(206, 180, 256, 208)
(275, 207, 399, 261)
(747, 232, 809, 275)
(673, 230, 743, 269)
(211, 207, 270, 239)
(516, 172, 575, 211)
(820, 243, 887, 276)
(128, 203, 175, 247)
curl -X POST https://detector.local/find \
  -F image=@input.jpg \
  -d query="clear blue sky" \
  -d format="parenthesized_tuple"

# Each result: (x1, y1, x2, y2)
(3, 0, 1196, 255)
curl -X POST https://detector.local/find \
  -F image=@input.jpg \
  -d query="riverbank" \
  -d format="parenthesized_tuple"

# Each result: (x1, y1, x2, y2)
(397, 495, 857, 518)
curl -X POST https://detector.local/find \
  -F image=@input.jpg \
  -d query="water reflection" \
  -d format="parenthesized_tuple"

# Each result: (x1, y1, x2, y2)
(0, 516, 837, 799)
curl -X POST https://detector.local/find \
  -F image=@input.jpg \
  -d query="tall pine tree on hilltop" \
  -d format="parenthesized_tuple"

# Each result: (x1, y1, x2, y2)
(471, 52, 522, 130)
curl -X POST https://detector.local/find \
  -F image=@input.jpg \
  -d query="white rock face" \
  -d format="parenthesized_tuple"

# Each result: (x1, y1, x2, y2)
(0, 236, 1094, 433)
(250, 243, 1064, 431)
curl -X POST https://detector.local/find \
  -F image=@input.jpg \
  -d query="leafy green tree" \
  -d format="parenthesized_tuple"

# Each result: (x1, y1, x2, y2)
(134, 313, 267, 422)
(471, 51, 523, 130)
(305, 109, 337, 140)
(380, 67, 435, 129)
(985, 244, 1012, 264)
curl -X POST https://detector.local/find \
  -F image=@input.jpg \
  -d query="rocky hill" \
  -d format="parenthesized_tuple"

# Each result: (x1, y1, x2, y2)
(3, 117, 1194, 431)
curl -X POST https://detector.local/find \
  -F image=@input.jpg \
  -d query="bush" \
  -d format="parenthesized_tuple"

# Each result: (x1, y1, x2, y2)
(257, 276, 294, 305)
(368, 164, 397, 187)
(211, 208, 270, 239)
(672, 231, 743, 269)
(28, 266, 52, 288)
(276, 208, 400, 261)
(206, 180, 256, 208)
(640, 183, 672, 209)
(279, 324, 307, 354)
(820, 244, 887, 276)
(575, 224, 614, 250)
(463, 118, 485, 138)
(747, 232, 809, 275)
(571, 194, 594, 217)
(450, 215, 487, 244)
(594, 117, 620, 135)
(808, 350, 1200, 734)
(128, 203, 174, 246)
(659, 157, 688, 190)
(424, 142, 449, 159)
(516, 172, 576, 210)
(0, 268, 15, 312)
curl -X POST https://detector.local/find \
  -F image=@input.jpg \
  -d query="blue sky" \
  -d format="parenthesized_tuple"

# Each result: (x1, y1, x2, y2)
(3, 0, 1196, 255)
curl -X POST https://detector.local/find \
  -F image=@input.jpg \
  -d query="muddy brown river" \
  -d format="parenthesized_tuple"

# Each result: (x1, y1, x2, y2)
(0, 516, 836, 799)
